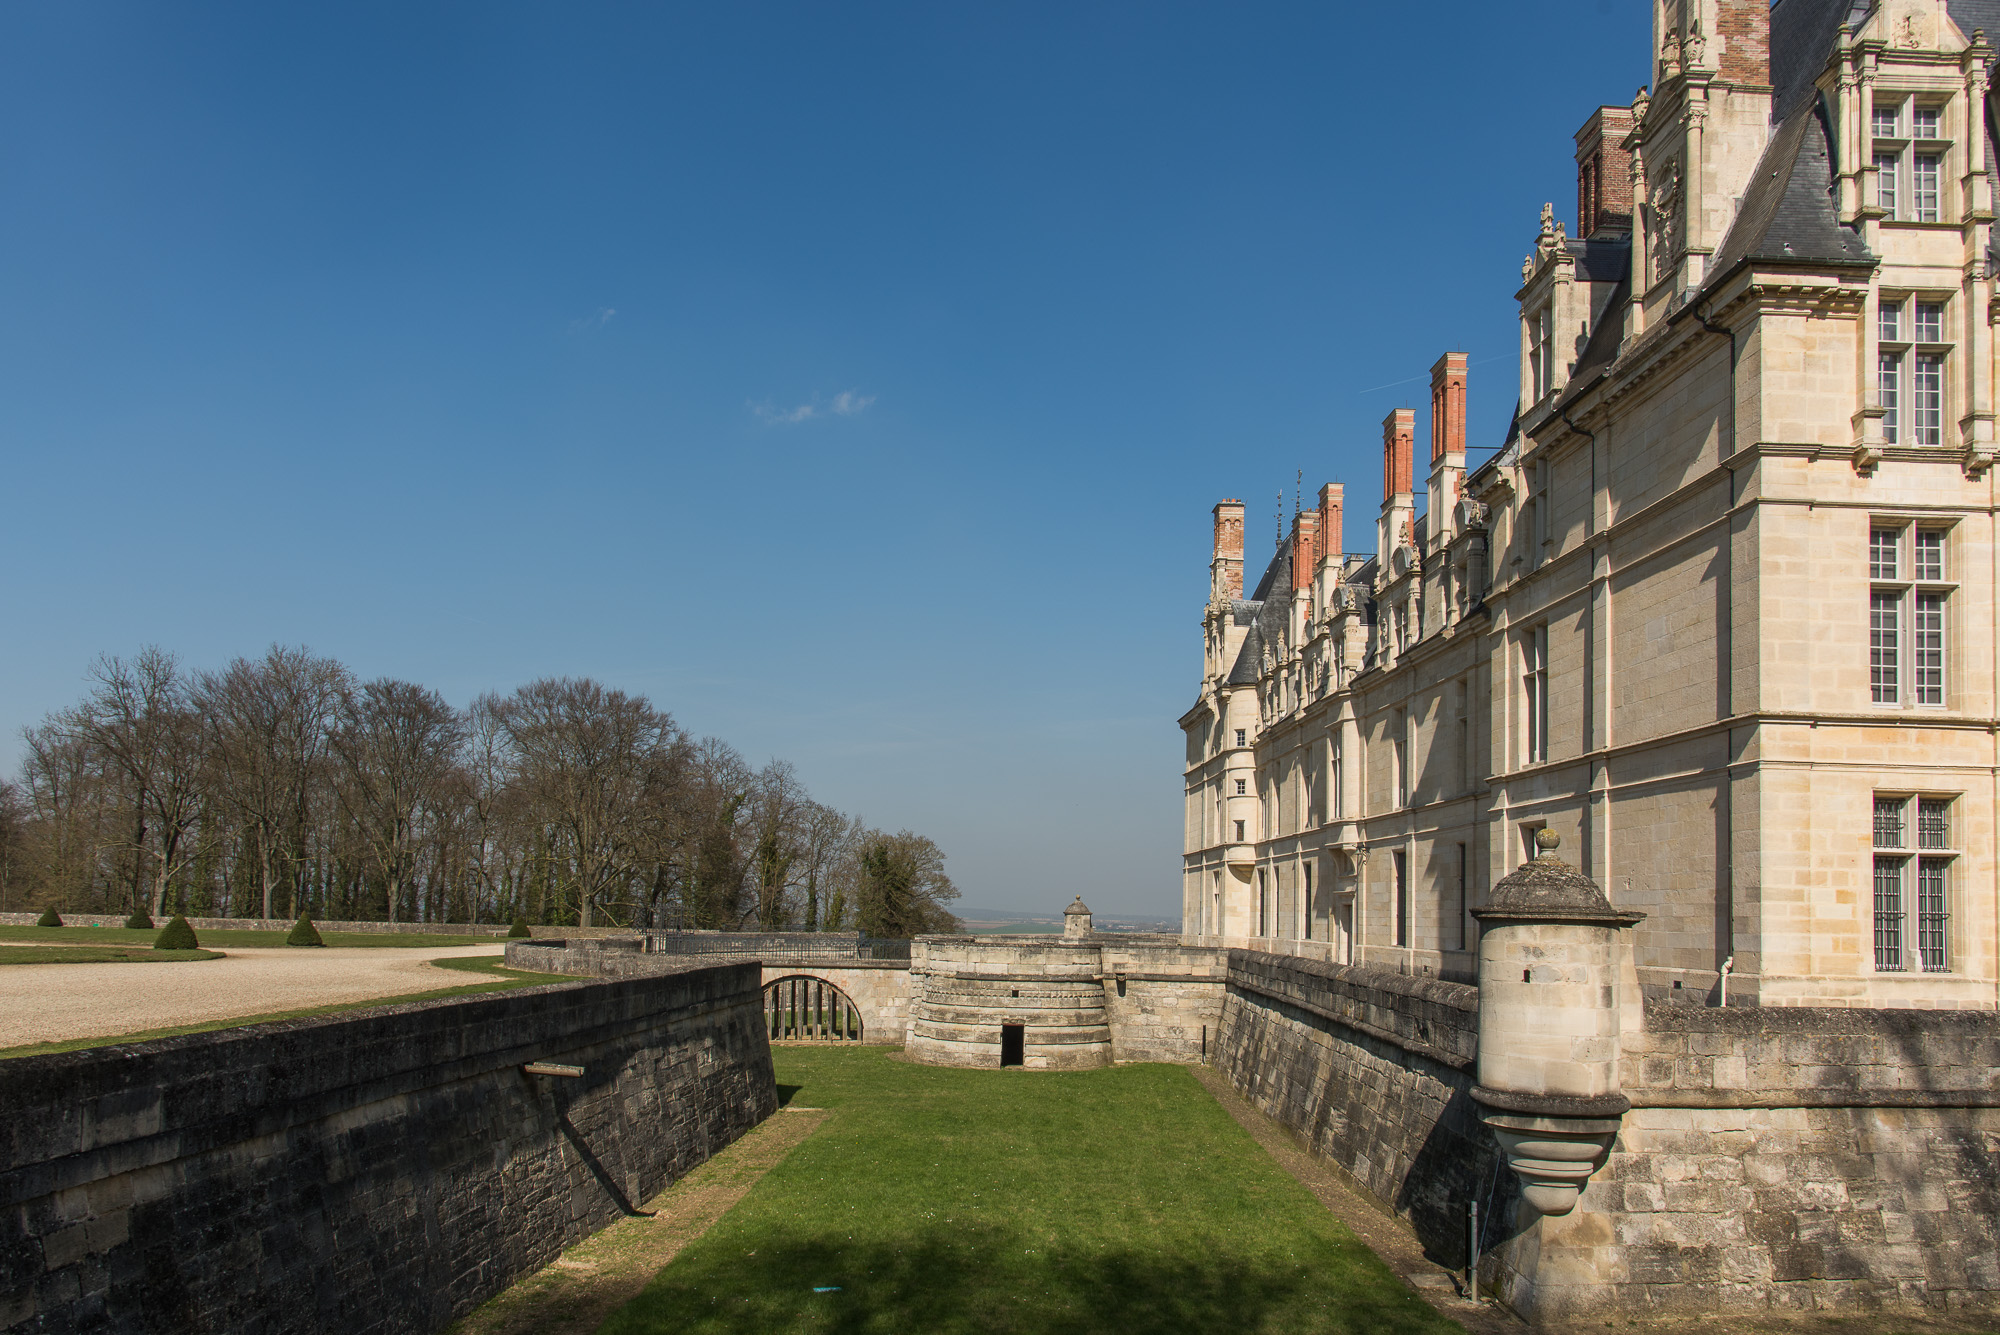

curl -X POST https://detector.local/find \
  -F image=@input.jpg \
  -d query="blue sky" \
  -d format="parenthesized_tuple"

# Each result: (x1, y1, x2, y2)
(0, 2, 1649, 915)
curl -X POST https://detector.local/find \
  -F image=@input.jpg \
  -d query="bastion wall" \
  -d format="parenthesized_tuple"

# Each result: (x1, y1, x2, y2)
(1214, 948, 2000, 1321)
(904, 934, 1225, 1068)
(0, 964, 775, 1334)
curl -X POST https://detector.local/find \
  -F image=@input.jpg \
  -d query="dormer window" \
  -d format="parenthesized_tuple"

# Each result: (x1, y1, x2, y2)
(1873, 96, 1947, 223)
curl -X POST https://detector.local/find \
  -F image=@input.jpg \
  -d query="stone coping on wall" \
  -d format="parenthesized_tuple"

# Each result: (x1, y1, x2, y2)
(508, 943, 912, 975)
(0, 963, 762, 1200)
(1226, 949, 1478, 1073)
(1628, 999, 2000, 1107)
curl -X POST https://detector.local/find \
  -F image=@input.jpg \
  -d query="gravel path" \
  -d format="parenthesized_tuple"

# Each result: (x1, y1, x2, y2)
(0, 944, 508, 1048)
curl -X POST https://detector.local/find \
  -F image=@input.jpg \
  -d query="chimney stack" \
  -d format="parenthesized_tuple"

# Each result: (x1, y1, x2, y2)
(1382, 409, 1415, 501)
(1713, 0, 1770, 85)
(1430, 353, 1468, 464)
(1318, 483, 1344, 569)
(1211, 499, 1245, 604)
(1574, 107, 1636, 239)
(1379, 409, 1416, 565)
(1291, 509, 1320, 592)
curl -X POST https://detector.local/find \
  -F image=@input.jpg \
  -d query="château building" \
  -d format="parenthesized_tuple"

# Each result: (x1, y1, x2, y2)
(1182, 0, 2000, 1009)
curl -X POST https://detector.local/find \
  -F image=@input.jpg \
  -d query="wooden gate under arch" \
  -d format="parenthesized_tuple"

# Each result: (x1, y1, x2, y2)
(763, 974, 863, 1041)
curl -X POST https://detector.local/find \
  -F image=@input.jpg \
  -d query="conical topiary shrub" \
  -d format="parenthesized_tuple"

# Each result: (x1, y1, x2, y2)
(36, 906, 62, 928)
(124, 910, 154, 930)
(507, 914, 531, 938)
(286, 913, 324, 947)
(154, 915, 199, 950)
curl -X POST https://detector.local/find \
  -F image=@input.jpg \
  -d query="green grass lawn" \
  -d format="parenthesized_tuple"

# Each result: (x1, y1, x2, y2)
(0, 924, 497, 949)
(601, 1049, 1458, 1335)
(0, 945, 221, 965)
(0, 955, 574, 1060)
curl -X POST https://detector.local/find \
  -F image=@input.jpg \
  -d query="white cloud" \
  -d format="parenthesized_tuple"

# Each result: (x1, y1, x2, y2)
(567, 308, 616, 334)
(752, 389, 874, 425)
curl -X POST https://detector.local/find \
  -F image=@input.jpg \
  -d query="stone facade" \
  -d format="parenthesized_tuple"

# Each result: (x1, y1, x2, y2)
(1181, 0, 2000, 1012)
(0, 965, 775, 1334)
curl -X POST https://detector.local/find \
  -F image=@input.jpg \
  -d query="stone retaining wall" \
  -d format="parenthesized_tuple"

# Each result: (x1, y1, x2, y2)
(0, 964, 776, 1334)
(1488, 1002, 2000, 1319)
(1213, 950, 1502, 1262)
(1212, 949, 2000, 1322)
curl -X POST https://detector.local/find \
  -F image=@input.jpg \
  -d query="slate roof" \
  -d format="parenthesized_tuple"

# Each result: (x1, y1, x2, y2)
(1707, 94, 1872, 278)
(1568, 238, 1631, 283)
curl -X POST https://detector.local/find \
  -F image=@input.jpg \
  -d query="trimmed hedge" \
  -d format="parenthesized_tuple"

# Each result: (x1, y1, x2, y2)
(154, 915, 200, 950)
(508, 914, 531, 938)
(35, 906, 62, 928)
(124, 910, 155, 930)
(286, 914, 325, 947)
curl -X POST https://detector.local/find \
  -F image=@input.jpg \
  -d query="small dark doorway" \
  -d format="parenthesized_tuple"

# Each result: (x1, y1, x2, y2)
(1000, 1024, 1024, 1067)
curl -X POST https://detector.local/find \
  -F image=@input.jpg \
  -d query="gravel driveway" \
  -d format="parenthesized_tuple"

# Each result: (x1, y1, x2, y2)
(0, 944, 508, 1049)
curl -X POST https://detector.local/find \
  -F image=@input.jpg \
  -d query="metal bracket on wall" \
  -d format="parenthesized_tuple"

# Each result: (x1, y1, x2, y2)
(523, 1062, 585, 1078)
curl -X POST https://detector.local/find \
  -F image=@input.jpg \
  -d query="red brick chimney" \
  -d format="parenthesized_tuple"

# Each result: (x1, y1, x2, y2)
(1382, 409, 1415, 499)
(1318, 483, 1344, 567)
(1574, 106, 1636, 239)
(1713, 0, 1769, 85)
(1291, 509, 1319, 591)
(1430, 353, 1467, 463)
(1211, 499, 1245, 603)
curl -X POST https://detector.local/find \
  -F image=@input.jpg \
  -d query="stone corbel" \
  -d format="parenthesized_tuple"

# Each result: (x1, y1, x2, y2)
(1964, 444, 1996, 478)
(1852, 442, 1883, 475)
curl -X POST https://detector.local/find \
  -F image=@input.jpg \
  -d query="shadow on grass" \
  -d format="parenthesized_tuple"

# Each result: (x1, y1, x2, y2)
(775, 1083, 805, 1107)
(605, 1226, 1448, 1335)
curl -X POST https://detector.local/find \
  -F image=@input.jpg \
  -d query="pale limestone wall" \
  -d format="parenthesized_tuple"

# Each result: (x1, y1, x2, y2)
(1098, 940, 1226, 1063)
(1488, 1001, 2000, 1319)
(1216, 949, 2000, 1322)
(904, 936, 1225, 1069)
(760, 963, 911, 1043)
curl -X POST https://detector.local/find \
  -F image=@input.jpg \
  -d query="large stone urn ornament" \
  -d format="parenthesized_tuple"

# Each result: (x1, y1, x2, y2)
(1471, 830, 1643, 1216)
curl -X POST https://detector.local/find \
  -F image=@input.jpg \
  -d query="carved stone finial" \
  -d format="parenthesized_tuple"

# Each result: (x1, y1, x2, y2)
(1660, 26, 1681, 77)
(1539, 201, 1555, 235)
(1682, 21, 1706, 70)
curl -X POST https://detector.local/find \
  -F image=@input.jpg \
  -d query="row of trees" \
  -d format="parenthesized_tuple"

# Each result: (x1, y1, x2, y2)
(0, 646, 960, 935)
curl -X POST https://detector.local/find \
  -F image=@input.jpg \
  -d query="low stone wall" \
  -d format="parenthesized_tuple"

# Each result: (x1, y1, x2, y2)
(1213, 950, 1500, 1262)
(1485, 1002, 2000, 1319)
(0, 964, 776, 1334)
(507, 941, 915, 1044)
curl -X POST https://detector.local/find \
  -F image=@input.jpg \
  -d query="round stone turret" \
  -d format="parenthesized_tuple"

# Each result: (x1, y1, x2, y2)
(1062, 896, 1093, 938)
(1471, 831, 1643, 1216)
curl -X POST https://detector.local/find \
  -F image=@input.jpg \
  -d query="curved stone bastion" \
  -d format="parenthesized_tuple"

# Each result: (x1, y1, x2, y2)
(905, 901, 1229, 1069)
(907, 935, 1114, 1068)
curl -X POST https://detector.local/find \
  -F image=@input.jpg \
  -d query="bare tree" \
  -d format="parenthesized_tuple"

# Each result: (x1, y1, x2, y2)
(197, 646, 351, 920)
(487, 678, 687, 928)
(795, 801, 860, 932)
(746, 760, 806, 930)
(331, 679, 466, 924)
